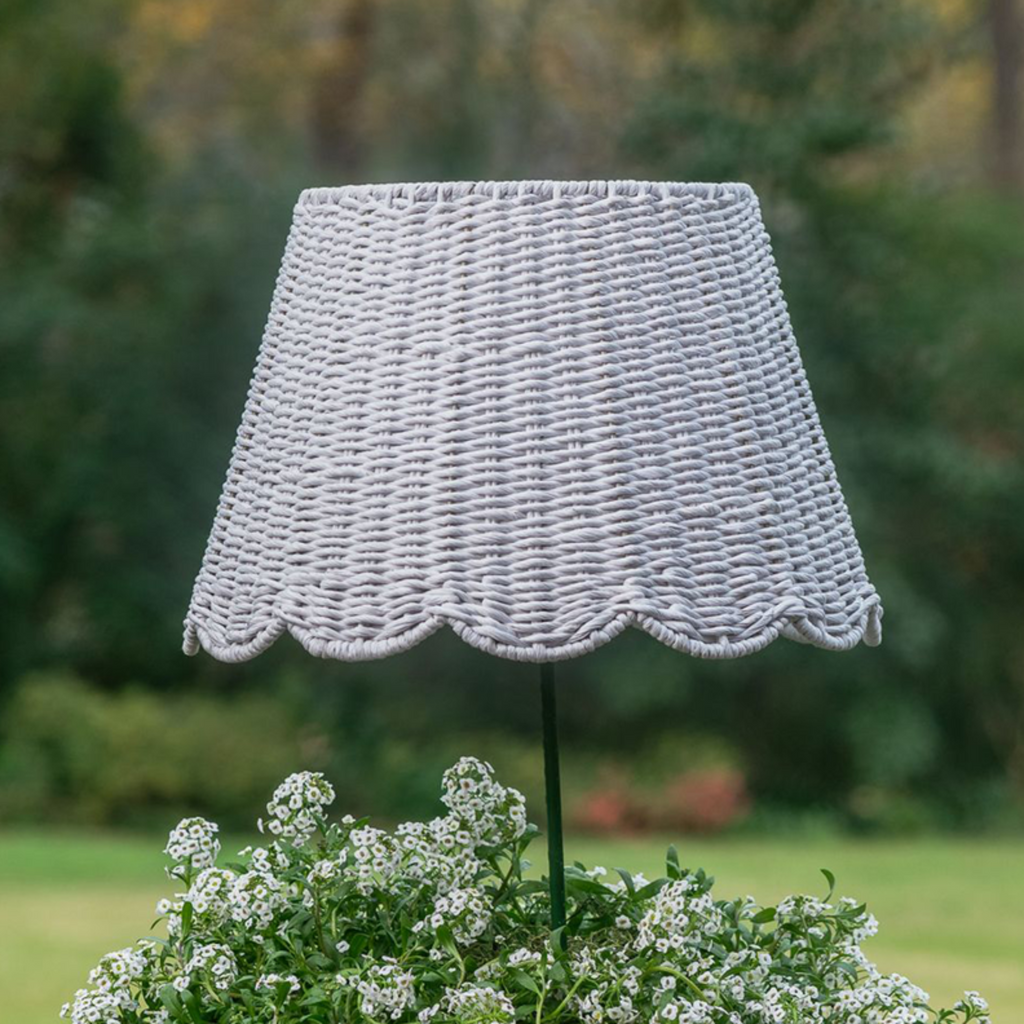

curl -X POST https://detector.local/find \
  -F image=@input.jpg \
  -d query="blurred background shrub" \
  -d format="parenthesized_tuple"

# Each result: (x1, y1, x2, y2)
(0, 672, 307, 826)
(1, 0, 1023, 836)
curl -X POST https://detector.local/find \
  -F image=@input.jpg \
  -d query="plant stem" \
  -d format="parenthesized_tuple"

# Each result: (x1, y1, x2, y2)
(544, 974, 585, 1021)
(650, 965, 707, 1000)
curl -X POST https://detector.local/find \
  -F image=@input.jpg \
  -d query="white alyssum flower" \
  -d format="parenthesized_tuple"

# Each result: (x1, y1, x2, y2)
(830, 969, 931, 1023)
(955, 991, 990, 1015)
(654, 999, 716, 1024)
(60, 988, 125, 1024)
(777, 893, 829, 921)
(507, 947, 542, 968)
(303, 856, 341, 907)
(184, 866, 235, 925)
(746, 982, 828, 1024)
(415, 886, 492, 946)
(951, 991, 992, 1024)
(86, 946, 148, 1001)
(438, 983, 517, 1024)
(256, 973, 301, 996)
(308, 857, 341, 884)
(229, 868, 286, 929)
(259, 770, 336, 842)
(240, 843, 291, 873)
(164, 817, 220, 879)
(352, 959, 415, 1020)
(342, 825, 400, 894)
(59, 759, 990, 1024)
(183, 943, 237, 991)
(609, 872, 650, 895)
(441, 757, 527, 845)
(397, 813, 481, 893)
(635, 877, 725, 953)
(154, 894, 184, 935)
(571, 948, 642, 1024)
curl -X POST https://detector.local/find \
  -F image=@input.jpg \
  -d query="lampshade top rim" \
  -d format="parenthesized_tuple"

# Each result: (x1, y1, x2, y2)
(298, 179, 755, 207)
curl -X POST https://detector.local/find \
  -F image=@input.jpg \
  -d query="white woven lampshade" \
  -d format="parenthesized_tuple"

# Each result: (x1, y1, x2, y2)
(184, 180, 882, 665)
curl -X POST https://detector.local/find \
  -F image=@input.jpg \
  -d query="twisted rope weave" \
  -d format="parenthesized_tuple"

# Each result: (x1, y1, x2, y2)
(184, 180, 882, 663)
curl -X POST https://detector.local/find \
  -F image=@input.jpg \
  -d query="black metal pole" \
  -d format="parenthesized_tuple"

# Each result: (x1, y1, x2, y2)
(540, 662, 567, 932)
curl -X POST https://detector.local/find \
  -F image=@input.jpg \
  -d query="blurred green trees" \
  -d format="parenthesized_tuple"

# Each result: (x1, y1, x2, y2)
(0, 672, 307, 825)
(622, 0, 1024, 826)
(1, 0, 1022, 830)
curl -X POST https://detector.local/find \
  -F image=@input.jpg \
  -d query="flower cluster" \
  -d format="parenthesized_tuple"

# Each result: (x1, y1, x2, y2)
(635, 877, 725, 952)
(181, 943, 237, 991)
(256, 972, 301, 996)
(60, 988, 131, 1024)
(398, 814, 481, 892)
(88, 947, 148, 998)
(351, 960, 416, 1020)
(418, 885, 491, 946)
(571, 944, 643, 1024)
(228, 868, 287, 929)
(430, 983, 517, 1024)
(183, 866, 234, 928)
(441, 756, 527, 845)
(64, 758, 991, 1024)
(259, 770, 336, 841)
(61, 947, 149, 1024)
(163, 816, 220, 879)
(344, 825, 401, 893)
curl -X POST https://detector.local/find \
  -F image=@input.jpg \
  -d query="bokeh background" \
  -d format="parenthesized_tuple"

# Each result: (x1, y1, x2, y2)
(2, 0, 1023, 1020)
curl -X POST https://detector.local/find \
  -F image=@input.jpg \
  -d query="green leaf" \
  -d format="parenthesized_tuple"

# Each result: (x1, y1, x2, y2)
(752, 907, 776, 924)
(181, 990, 206, 1024)
(157, 985, 184, 1021)
(613, 868, 635, 895)
(820, 869, 836, 899)
(666, 845, 680, 879)
(180, 900, 193, 936)
(515, 880, 548, 896)
(301, 986, 328, 1006)
(565, 875, 611, 896)
(512, 969, 541, 995)
(636, 878, 669, 900)
(437, 925, 460, 960)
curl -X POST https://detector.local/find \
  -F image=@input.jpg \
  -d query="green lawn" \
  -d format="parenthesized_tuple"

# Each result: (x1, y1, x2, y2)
(2, 830, 1020, 1022)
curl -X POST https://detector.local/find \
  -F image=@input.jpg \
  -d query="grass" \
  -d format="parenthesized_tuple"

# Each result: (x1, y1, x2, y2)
(2, 830, 1020, 1022)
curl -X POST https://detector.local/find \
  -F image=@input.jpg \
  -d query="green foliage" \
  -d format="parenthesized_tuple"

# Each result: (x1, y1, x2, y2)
(625, 0, 935, 191)
(60, 759, 992, 1024)
(0, 1, 300, 689)
(0, 673, 307, 826)
(1, 0, 1022, 832)
(620, 0, 1024, 823)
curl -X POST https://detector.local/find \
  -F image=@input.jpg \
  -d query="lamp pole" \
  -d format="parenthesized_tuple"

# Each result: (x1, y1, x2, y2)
(540, 662, 566, 932)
